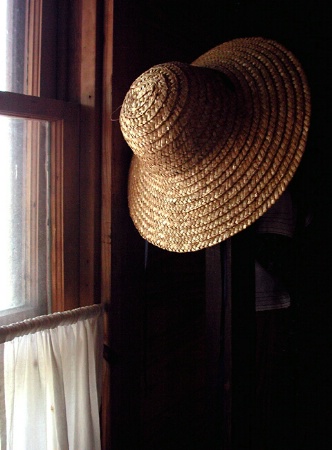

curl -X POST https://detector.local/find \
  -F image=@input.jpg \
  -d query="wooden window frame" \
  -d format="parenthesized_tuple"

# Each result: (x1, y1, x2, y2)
(0, 91, 80, 314)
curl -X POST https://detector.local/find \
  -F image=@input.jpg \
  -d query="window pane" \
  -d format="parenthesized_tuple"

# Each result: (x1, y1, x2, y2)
(1, 0, 26, 94)
(0, 115, 50, 325)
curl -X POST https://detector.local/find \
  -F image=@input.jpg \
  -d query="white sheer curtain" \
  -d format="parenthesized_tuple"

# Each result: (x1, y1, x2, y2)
(0, 304, 104, 450)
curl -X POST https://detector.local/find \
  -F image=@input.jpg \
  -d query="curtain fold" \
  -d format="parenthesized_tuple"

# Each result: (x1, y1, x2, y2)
(0, 304, 104, 450)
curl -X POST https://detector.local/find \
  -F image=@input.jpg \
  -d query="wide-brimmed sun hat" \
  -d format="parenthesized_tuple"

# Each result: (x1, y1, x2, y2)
(119, 37, 311, 252)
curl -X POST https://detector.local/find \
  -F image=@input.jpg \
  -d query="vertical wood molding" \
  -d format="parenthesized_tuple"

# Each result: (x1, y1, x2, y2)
(101, 2, 113, 447)
(50, 120, 65, 311)
(26, 0, 42, 96)
(221, 239, 233, 449)
(230, 230, 256, 449)
(101, 0, 113, 322)
(78, 0, 102, 307)
(65, 0, 103, 308)
(101, 1, 146, 448)
(51, 104, 81, 312)
(62, 106, 81, 310)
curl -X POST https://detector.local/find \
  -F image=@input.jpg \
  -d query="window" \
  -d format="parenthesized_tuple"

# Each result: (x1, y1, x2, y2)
(0, 92, 80, 324)
(0, 0, 104, 444)
(0, 0, 80, 325)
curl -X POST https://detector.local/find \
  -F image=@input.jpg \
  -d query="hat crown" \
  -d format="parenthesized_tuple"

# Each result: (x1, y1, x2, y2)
(120, 62, 236, 175)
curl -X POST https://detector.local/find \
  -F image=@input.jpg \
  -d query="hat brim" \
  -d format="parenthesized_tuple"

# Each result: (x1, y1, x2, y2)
(128, 37, 311, 252)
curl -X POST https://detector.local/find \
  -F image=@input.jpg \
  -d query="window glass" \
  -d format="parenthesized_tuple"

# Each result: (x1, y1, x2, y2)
(0, 115, 50, 325)
(0, 0, 28, 94)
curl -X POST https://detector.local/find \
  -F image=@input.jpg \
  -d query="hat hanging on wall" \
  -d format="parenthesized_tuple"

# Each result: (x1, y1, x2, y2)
(119, 37, 311, 253)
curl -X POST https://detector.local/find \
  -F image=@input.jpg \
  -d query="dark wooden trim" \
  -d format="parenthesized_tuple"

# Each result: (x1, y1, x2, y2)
(100, 2, 113, 448)
(229, 230, 256, 449)
(101, 1, 146, 448)
(206, 231, 256, 450)
(220, 238, 233, 449)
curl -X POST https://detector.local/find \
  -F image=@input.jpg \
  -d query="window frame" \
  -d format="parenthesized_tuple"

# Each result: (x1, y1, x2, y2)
(0, 91, 80, 314)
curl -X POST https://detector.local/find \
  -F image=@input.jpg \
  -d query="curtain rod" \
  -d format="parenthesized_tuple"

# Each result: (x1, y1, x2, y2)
(0, 303, 104, 344)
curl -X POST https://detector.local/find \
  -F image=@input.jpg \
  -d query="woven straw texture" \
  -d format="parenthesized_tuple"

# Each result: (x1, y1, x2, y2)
(120, 37, 311, 252)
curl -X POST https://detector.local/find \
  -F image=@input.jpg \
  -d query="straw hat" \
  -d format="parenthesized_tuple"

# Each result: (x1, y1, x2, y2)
(119, 37, 311, 252)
